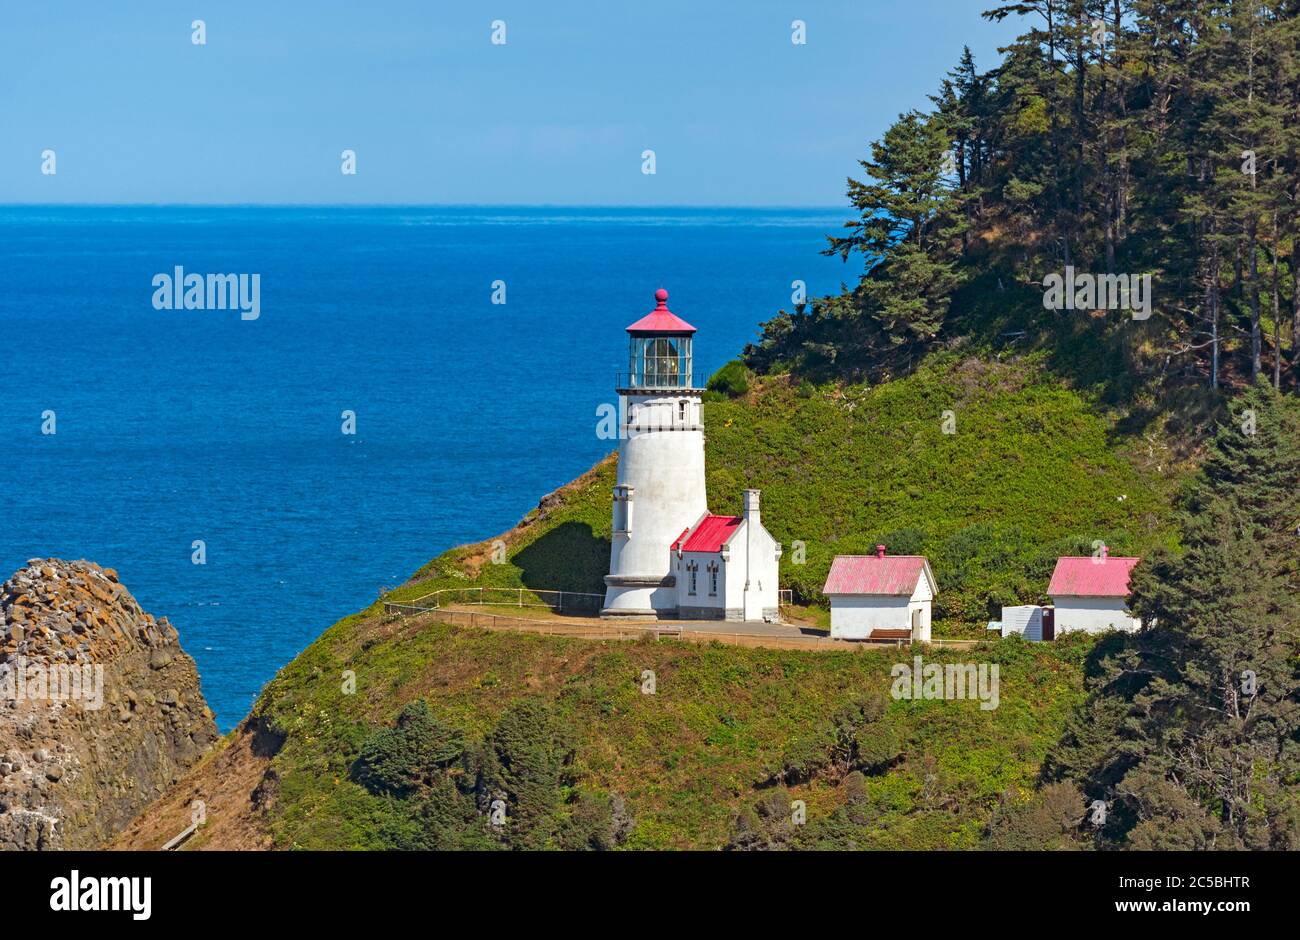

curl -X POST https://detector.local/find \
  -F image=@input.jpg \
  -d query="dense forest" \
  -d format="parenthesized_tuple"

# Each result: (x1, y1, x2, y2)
(746, 1, 1300, 848)
(747, 0, 1300, 396)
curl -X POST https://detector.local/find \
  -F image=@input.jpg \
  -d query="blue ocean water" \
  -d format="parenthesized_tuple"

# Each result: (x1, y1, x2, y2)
(1, 205, 848, 729)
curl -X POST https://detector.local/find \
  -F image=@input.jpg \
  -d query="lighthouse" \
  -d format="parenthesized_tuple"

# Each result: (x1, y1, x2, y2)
(601, 289, 709, 617)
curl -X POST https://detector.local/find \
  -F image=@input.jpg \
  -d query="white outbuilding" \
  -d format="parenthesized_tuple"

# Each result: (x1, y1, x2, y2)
(823, 547, 936, 642)
(671, 489, 782, 622)
(1047, 546, 1141, 634)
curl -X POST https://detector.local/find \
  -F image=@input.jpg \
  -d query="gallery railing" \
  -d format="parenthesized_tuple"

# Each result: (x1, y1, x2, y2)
(383, 586, 604, 616)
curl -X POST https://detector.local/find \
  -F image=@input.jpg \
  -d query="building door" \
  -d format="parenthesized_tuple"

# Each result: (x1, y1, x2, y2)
(911, 608, 921, 642)
(1042, 607, 1055, 642)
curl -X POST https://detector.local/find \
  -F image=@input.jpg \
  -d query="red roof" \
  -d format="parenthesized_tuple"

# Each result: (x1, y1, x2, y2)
(1047, 555, 1139, 597)
(669, 526, 691, 552)
(679, 515, 740, 553)
(626, 289, 697, 335)
(822, 555, 933, 596)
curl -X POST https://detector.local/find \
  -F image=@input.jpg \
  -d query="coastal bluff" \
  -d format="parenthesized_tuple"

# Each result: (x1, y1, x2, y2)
(0, 559, 217, 850)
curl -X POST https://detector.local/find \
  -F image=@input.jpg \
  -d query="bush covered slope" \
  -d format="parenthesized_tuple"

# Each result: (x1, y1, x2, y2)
(252, 610, 1091, 850)
(387, 351, 1185, 633)
(207, 349, 1193, 850)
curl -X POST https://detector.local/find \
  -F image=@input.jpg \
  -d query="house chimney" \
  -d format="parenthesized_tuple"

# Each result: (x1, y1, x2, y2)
(876, 544, 886, 559)
(743, 489, 761, 524)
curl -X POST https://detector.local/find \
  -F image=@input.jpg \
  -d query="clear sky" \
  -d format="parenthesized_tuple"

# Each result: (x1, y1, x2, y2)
(1, 2, 1022, 205)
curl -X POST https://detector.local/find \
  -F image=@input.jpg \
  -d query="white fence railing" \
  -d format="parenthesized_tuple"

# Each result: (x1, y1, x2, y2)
(384, 586, 604, 616)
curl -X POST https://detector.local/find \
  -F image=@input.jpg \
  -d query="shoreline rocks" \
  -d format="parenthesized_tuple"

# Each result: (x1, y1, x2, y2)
(0, 559, 218, 850)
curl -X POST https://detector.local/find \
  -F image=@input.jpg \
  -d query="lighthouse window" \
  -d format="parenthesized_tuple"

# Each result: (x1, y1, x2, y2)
(678, 400, 687, 422)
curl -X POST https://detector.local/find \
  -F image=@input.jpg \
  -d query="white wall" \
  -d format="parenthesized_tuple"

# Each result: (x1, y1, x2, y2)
(677, 551, 725, 610)
(604, 391, 707, 615)
(734, 520, 780, 621)
(1001, 605, 1043, 641)
(829, 574, 931, 640)
(1051, 596, 1140, 634)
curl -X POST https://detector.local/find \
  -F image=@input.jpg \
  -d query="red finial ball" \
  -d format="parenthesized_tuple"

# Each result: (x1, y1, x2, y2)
(654, 288, 669, 305)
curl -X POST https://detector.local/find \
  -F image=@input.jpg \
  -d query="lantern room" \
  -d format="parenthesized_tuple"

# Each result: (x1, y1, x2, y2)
(622, 289, 697, 389)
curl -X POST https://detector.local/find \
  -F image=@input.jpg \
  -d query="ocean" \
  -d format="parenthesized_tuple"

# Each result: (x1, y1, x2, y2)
(1, 205, 849, 729)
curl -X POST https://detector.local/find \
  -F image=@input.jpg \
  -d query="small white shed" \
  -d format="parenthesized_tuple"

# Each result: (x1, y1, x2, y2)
(1047, 547, 1141, 635)
(1000, 605, 1045, 641)
(823, 547, 936, 642)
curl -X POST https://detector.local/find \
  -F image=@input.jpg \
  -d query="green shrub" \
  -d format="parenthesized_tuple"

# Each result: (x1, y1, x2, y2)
(707, 360, 750, 398)
(351, 700, 465, 796)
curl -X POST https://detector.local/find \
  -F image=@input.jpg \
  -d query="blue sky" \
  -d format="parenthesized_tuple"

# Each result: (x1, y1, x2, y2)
(1, 2, 1022, 205)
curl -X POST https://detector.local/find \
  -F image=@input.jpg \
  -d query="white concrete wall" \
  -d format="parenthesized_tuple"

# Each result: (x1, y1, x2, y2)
(728, 520, 780, 621)
(603, 391, 707, 615)
(1051, 596, 1140, 634)
(829, 595, 909, 638)
(829, 575, 931, 640)
(677, 551, 724, 611)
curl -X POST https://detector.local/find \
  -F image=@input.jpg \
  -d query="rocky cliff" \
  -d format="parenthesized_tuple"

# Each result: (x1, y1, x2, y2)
(0, 559, 218, 849)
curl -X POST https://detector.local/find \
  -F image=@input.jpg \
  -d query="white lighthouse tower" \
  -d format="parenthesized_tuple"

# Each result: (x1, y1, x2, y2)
(602, 289, 708, 617)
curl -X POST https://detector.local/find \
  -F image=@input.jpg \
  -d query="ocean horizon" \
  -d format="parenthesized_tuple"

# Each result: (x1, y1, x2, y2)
(2, 204, 849, 729)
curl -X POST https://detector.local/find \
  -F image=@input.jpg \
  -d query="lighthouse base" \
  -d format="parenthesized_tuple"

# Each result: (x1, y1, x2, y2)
(601, 574, 679, 619)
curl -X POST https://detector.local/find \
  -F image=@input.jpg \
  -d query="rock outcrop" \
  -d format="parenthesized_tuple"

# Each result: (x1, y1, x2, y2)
(0, 559, 218, 849)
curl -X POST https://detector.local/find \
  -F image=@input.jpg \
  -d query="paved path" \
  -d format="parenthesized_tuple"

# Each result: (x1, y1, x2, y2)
(676, 619, 822, 639)
(388, 603, 982, 651)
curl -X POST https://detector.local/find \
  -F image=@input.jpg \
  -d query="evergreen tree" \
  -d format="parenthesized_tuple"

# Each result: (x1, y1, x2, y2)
(1046, 385, 1300, 848)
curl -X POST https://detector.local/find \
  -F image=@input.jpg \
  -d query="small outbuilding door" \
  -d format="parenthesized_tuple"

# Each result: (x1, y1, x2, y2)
(1042, 607, 1055, 642)
(911, 608, 922, 642)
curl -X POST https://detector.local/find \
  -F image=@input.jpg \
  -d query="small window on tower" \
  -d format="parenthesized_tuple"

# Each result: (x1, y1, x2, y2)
(678, 400, 687, 422)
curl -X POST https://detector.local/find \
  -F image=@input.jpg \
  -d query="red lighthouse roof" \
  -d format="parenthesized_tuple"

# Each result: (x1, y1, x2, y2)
(626, 289, 697, 335)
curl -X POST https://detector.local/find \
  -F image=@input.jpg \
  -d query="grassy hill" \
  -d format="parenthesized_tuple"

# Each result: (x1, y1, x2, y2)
(387, 348, 1191, 633)
(113, 349, 1206, 851)
(252, 616, 1091, 850)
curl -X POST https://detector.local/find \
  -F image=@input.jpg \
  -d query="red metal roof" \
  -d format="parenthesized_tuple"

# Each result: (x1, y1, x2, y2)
(669, 526, 691, 552)
(680, 514, 740, 553)
(1047, 555, 1139, 597)
(626, 289, 697, 334)
(822, 554, 932, 596)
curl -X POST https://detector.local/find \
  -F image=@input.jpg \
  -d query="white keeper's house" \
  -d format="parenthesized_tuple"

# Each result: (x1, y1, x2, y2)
(1046, 545, 1141, 634)
(823, 547, 936, 642)
(601, 289, 782, 622)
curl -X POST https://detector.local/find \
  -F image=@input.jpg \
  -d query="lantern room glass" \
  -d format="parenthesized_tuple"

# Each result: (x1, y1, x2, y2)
(629, 335, 692, 388)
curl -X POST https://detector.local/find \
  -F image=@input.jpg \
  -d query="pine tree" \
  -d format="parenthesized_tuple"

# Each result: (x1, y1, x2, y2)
(1047, 385, 1300, 848)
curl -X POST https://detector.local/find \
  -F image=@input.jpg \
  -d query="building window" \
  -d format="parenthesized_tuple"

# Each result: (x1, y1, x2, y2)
(687, 562, 698, 596)
(708, 562, 718, 596)
(612, 485, 633, 534)
(631, 336, 693, 388)
(678, 400, 687, 423)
